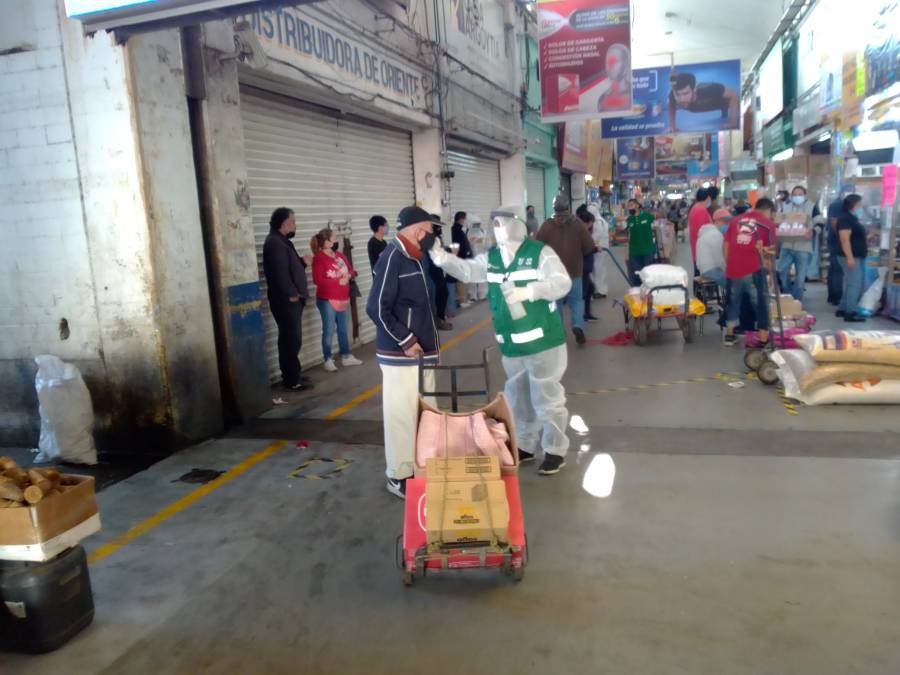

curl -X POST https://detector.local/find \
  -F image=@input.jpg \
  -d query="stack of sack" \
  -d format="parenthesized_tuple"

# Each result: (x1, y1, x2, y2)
(772, 330, 900, 404)
(636, 264, 690, 306)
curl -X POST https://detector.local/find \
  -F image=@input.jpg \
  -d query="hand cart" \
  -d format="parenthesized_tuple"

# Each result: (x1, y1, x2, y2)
(396, 349, 527, 585)
(601, 248, 706, 346)
(743, 261, 787, 386)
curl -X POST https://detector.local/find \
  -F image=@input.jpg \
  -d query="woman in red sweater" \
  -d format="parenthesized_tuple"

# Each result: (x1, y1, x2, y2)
(311, 229, 363, 371)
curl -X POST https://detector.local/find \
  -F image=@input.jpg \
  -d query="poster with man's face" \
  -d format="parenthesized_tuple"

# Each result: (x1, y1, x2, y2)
(601, 59, 741, 138)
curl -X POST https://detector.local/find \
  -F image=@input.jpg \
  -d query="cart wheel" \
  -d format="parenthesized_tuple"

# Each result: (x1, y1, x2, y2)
(744, 348, 766, 371)
(682, 316, 697, 343)
(402, 571, 414, 587)
(758, 359, 780, 385)
(633, 318, 649, 345)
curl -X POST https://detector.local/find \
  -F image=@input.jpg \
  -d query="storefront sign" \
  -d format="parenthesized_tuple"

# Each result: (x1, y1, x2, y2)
(600, 59, 741, 138)
(883, 164, 898, 207)
(615, 137, 654, 179)
(538, 0, 633, 123)
(243, 6, 426, 112)
(762, 113, 793, 158)
(820, 54, 843, 111)
(447, 0, 507, 80)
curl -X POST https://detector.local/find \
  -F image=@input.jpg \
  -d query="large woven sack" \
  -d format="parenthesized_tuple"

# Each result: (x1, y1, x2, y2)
(794, 330, 900, 366)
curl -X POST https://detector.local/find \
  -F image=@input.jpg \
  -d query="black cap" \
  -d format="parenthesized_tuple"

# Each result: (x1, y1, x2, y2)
(397, 206, 432, 230)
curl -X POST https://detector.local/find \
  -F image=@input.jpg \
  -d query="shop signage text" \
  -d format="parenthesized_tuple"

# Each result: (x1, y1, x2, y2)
(245, 8, 423, 105)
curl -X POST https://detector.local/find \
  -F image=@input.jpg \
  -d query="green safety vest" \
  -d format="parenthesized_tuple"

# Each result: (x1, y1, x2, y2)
(486, 239, 567, 358)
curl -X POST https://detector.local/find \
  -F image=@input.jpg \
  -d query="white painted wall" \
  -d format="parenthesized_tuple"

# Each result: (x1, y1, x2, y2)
(412, 127, 444, 216)
(500, 151, 526, 211)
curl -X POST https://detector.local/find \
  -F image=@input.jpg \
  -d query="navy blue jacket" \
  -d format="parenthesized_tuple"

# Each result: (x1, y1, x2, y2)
(366, 238, 440, 366)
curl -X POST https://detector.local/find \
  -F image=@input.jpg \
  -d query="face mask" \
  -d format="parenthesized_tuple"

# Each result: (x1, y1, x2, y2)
(628, 209, 637, 216)
(791, 195, 806, 205)
(331, 242, 339, 252)
(852, 207, 863, 218)
(494, 227, 509, 246)
(285, 231, 295, 239)
(419, 231, 437, 252)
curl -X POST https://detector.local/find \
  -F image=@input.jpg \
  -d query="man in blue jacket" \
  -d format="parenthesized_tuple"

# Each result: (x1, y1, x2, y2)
(366, 206, 440, 498)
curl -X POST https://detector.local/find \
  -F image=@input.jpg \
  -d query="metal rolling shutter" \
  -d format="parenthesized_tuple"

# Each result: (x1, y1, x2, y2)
(526, 164, 546, 223)
(447, 150, 501, 226)
(241, 87, 415, 381)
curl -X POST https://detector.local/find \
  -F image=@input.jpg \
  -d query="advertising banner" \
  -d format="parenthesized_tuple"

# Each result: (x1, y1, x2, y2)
(615, 137, 654, 180)
(601, 59, 741, 138)
(654, 133, 718, 178)
(865, 1, 899, 97)
(538, 0, 632, 123)
(561, 122, 589, 172)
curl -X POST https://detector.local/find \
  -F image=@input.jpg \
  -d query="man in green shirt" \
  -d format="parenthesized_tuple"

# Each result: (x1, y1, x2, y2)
(626, 199, 656, 285)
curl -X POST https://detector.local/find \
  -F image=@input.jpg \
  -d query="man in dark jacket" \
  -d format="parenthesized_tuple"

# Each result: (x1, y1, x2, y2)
(263, 207, 313, 391)
(367, 215, 388, 271)
(451, 211, 474, 309)
(366, 206, 440, 499)
(427, 215, 453, 330)
(536, 195, 595, 344)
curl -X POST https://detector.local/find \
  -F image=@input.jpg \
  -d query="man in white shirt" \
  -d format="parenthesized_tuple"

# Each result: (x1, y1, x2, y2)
(696, 210, 728, 290)
(587, 203, 609, 297)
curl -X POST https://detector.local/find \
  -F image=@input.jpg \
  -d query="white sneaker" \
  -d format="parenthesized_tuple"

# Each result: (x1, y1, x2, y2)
(341, 355, 362, 366)
(459, 302, 473, 309)
(323, 359, 338, 372)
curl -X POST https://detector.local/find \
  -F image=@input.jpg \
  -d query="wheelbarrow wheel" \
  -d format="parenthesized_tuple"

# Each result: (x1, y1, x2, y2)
(758, 359, 780, 385)
(744, 348, 766, 371)
(633, 318, 649, 346)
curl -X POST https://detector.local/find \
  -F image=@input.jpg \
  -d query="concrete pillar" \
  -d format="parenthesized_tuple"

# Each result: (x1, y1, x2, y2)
(500, 151, 526, 210)
(412, 126, 443, 217)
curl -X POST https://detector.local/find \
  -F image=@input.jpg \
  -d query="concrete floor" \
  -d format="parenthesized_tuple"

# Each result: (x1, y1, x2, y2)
(7, 246, 900, 674)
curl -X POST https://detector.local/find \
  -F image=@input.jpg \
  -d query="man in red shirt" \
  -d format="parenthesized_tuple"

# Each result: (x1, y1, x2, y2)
(688, 187, 712, 265)
(722, 198, 776, 347)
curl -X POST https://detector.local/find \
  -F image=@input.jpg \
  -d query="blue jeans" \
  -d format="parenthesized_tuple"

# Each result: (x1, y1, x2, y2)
(629, 254, 653, 286)
(838, 256, 865, 315)
(777, 248, 812, 301)
(562, 277, 585, 330)
(827, 245, 843, 304)
(702, 266, 726, 292)
(726, 270, 769, 330)
(447, 282, 457, 315)
(316, 298, 351, 360)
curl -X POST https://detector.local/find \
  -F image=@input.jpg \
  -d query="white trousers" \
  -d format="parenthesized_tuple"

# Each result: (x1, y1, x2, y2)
(380, 364, 435, 479)
(470, 282, 488, 301)
(592, 251, 609, 295)
(502, 344, 570, 458)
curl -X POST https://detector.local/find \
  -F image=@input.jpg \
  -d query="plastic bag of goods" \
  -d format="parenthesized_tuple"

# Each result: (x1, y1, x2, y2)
(33, 355, 98, 465)
(637, 264, 689, 305)
(858, 267, 887, 318)
(794, 331, 900, 366)
(771, 349, 900, 405)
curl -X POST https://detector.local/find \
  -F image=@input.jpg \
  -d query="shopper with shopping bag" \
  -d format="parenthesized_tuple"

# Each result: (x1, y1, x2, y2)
(430, 205, 573, 475)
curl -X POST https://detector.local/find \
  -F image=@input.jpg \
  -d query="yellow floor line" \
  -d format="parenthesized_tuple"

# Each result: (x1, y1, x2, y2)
(323, 318, 491, 420)
(89, 319, 491, 565)
(87, 440, 287, 565)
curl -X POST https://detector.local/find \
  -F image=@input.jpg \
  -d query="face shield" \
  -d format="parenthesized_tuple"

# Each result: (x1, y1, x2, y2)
(490, 207, 527, 247)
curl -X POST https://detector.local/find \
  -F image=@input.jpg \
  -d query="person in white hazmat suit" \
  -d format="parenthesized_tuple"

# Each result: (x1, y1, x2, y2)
(430, 206, 573, 475)
(588, 203, 610, 298)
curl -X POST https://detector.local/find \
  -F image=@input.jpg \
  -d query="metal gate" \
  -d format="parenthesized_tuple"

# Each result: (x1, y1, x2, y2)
(241, 87, 415, 381)
(447, 150, 501, 225)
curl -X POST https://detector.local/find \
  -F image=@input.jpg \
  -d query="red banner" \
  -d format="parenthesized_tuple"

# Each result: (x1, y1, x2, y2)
(538, 0, 632, 123)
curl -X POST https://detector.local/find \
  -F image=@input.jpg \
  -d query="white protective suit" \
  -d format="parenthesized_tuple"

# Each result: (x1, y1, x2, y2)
(588, 204, 610, 296)
(430, 206, 573, 459)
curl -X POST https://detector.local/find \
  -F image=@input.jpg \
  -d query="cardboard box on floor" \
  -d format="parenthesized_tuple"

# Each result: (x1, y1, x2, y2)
(425, 479, 509, 546)
(415, 394, 518, 479)
(425, 456, 500, 482)
(771, 294, 803, 318)
(0, 475, 100, 561)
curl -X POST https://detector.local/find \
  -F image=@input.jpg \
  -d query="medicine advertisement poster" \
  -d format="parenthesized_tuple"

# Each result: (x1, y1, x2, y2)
(601, 59, 741, 138)
(538, 0, 632, 123)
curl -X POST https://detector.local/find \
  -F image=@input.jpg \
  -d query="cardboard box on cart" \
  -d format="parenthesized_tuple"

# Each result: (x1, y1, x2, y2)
(424, 457, 509, 546)
(0, 475, 100, 562)
(414, 393, 519, 479)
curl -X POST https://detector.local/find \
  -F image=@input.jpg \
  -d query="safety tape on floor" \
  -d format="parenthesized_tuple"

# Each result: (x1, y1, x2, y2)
(775, 384, 800, 416)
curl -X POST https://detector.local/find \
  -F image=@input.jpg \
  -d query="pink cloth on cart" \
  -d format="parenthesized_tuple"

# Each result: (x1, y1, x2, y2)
(416, 410, 516, 467)
(746, 325, 811, 349)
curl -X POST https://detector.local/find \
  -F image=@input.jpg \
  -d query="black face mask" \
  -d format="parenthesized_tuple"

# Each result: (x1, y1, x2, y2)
(285, 230, 296, 239)
(419, 232, 437, 252)
(628, 209, 637, 216)
(331, 242, 339, 252)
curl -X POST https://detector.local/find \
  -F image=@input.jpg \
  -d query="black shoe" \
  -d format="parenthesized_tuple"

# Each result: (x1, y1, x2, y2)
(584, 314, 600, 322)
(437, 319, 454, 331)
(538, 454, 566, 475)
(573, 327, 586, 345)
(518, 448, 535, 463)
(386, 478, 407, 499)
(844, 314, 867, 323)
(285, 381, 314, 391)
(835, 310, 846, 318)
(723, 334, 737, 347)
